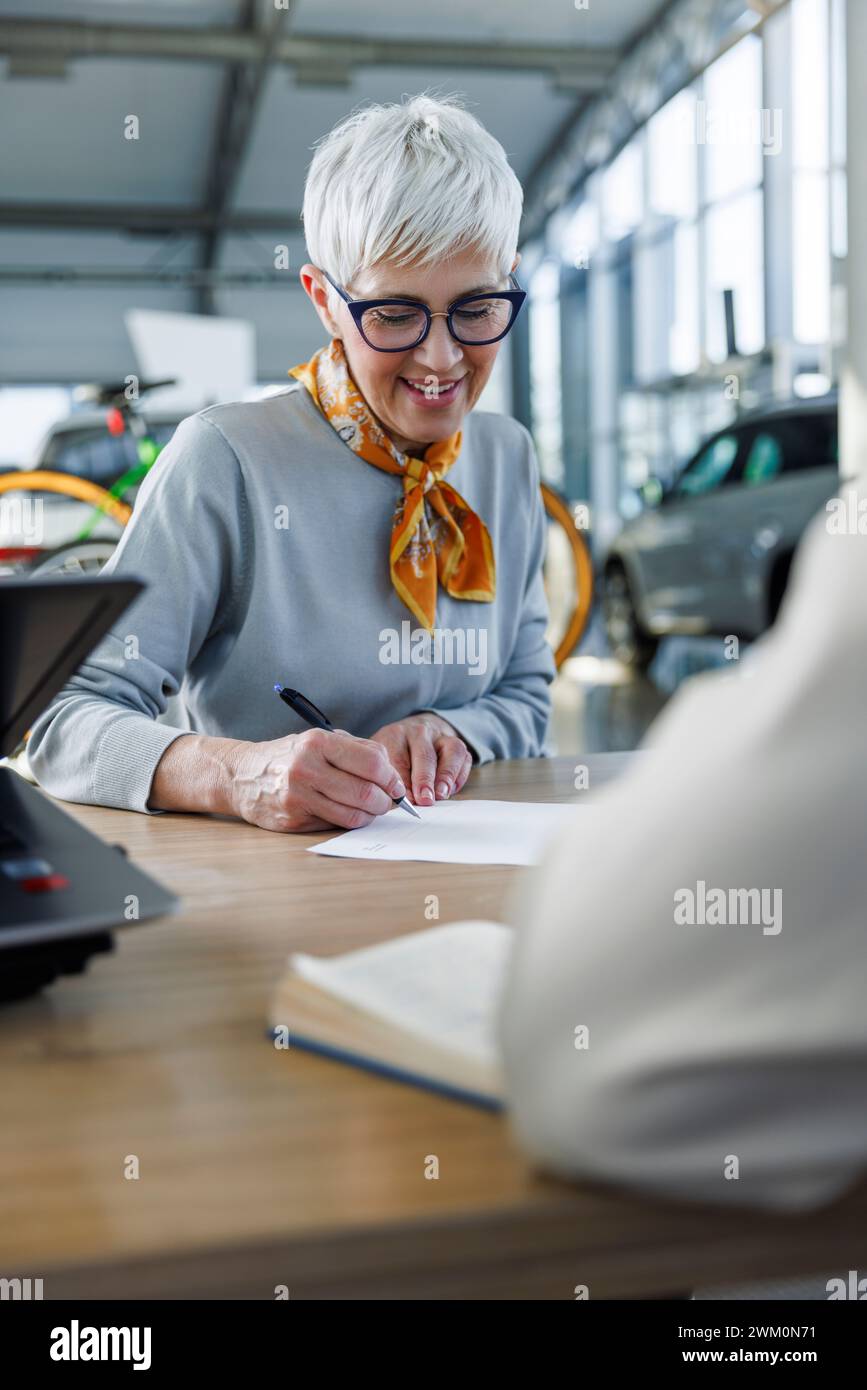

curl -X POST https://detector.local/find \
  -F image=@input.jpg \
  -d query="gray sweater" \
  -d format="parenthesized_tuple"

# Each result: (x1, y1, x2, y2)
(28, 385, 555, 813)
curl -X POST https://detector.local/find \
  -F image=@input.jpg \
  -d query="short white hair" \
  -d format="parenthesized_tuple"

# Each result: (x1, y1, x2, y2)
(302, 93, 523, 297)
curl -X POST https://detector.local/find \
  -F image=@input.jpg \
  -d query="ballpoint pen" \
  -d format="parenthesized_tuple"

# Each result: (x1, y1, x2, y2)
(273, 684, 421, 819)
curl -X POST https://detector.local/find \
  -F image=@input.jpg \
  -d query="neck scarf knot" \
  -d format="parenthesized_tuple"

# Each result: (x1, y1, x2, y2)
(289, 338, 496, 632)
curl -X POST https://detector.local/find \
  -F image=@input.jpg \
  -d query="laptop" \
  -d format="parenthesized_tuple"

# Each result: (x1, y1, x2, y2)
(0, 575, 178, 999)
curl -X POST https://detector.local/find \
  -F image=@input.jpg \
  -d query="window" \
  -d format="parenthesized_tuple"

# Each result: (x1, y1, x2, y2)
(703, 37, 764, 203)
(648, 89, 698, 220)
(670, 221, 700, 376)
(629, 89, 702, 385)
(672, 433, 740, 497)
(792, 0, 832, 343)
(520, 10, 846, 547)
(700, 34, 766, 364)
(633, 235, 670, 385)
(705, 190, 765, 361)
(830, 0, 847, 259)
(743, 433, 783, 485)
(743, 415, 837, 484)
(602, 140, 643, 241)
(564, 201, 599, 269)
(476, 345, 510, 416)
(528, 260, 564, 487)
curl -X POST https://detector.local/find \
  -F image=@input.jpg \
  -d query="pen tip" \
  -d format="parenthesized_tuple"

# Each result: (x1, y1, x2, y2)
(273, 683, 283, 693)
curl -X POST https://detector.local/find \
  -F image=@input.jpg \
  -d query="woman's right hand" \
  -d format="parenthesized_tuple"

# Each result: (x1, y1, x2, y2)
(226, 728, 408, 833)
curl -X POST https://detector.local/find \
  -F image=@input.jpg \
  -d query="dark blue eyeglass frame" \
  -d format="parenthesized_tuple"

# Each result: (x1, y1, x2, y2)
(320, 269, 527, 351)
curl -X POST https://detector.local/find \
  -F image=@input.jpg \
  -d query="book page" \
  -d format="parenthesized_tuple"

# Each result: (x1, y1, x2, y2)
(289, 921, 512, 1068)
(309, 799, 582, 865)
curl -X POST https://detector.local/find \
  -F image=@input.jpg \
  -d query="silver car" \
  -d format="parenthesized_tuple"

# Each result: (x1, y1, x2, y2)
(603, 397, 839, 668)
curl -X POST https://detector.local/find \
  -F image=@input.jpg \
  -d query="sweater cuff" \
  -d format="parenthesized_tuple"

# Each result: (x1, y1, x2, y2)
(91, 716, 193, 814)
(422, 705, 491, 765)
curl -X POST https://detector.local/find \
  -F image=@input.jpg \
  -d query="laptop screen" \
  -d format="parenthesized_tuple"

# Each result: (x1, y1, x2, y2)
(0, 576, 143, 760)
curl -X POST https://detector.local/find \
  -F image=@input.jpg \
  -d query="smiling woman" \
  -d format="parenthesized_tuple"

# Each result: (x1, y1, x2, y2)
(27, 94, 556, 835)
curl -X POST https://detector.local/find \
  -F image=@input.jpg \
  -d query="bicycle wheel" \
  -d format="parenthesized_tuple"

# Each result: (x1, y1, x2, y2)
(540, 482, 594, 668)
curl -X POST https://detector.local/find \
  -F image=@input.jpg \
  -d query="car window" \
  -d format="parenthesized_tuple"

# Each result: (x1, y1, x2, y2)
(741, 414, 837, 483)
(672, 433, 740, 498)
(743, 432, 783, 485)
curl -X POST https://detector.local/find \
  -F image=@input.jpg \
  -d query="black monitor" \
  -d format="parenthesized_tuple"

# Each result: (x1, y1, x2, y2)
(0, 575, 143, 759)
(0, 572, 176, 1000)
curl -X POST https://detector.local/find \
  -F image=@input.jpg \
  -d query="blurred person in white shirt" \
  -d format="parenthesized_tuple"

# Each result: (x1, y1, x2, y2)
(500, 475, 867, 1242)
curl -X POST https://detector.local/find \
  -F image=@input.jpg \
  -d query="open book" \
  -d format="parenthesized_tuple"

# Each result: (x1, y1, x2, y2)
(269, 921, 512, 1109)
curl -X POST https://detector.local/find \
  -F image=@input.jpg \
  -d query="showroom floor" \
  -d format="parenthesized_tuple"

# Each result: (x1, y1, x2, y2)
(550, 612, 739, 757)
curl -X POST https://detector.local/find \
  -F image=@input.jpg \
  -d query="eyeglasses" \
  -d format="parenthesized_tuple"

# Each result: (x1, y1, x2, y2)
(321, 269, 527, 352)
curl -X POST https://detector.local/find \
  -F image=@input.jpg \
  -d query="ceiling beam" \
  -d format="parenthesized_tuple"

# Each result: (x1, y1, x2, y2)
(0, 266, 298, 287)
(196, 0, 295, 314)
(0, 18, 619, 90)
(0, 202, 302, 234)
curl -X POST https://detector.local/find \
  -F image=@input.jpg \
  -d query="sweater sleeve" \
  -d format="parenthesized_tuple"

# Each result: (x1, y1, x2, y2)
(27, 413, 247, 813)
(427, 427, 556, 761)
(499, 475, 867, 1211)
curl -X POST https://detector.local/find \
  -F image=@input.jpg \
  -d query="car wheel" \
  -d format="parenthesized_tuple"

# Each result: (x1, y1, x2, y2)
(603, 563, 659, 670)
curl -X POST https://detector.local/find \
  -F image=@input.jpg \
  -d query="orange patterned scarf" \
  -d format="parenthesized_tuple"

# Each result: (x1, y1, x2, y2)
(289, 338, 496, 632)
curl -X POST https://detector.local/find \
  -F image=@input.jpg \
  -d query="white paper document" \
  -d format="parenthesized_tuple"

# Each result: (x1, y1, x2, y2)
(308, 799, 582, 865)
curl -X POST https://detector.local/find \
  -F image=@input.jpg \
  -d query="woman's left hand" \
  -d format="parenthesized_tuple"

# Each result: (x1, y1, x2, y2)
(371, 712, 473, 807)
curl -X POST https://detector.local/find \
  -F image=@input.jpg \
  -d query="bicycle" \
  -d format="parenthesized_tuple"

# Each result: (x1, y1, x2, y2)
(0, 378, 175, 577)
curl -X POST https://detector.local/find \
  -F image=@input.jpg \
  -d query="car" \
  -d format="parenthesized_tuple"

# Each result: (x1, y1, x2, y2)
(602, 396, 839, 668)
(0, 408, 183, 576)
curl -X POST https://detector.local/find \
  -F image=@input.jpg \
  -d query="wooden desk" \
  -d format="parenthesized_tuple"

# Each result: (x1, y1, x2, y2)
(1, 753, 865, 1300)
